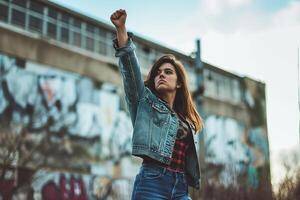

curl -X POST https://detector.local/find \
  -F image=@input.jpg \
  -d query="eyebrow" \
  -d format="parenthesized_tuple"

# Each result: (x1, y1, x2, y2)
(157, 67, 174, 72)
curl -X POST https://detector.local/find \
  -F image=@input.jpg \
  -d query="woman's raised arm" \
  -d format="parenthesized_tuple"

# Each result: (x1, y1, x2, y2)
(110, 10, 145, 125)
(110, 9, 128, 48)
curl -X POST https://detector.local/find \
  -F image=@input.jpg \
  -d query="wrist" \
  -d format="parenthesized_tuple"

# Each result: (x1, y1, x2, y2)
(116, 25, 126, 32)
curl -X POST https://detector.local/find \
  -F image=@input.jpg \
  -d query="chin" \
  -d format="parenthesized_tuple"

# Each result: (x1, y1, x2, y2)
(155, 87, 171, 94)
(154, 87, 163, 93)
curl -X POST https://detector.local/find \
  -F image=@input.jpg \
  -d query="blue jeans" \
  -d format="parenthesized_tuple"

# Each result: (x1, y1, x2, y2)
(131, 163, 192, 200)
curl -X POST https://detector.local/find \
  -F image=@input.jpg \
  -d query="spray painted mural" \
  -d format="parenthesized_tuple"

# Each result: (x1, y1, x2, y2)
(0, 52, 137, 199)
(30, 169, 133, 200)
(0, 52, 133, 159)
(204, 115, 249, 186)
(0, 167, 133, 200)
(243, 78, 270, 189)
(203, 76, 270, 189)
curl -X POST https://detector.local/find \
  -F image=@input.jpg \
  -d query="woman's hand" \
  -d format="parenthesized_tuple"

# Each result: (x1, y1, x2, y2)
(110, 9, 128, 48)
(110, 9, 127, 29)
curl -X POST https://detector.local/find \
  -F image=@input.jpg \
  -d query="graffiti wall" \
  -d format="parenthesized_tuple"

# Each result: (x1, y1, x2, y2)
(0, 163, 134, 200)
(243, 77, 270, 189)
(205, 115, 248, 186)
(30, 166, 133, 200)
(203, 77, 270, 189)
(0, 52, 133, 159)
(0, 52, 138, 199)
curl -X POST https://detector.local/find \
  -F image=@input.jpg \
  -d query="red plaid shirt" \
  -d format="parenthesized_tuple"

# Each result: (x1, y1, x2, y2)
(143, 117, 192, 172)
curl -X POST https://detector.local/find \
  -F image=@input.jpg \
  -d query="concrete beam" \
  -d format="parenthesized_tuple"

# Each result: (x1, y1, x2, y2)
(0, 25, 122, 86)
(203, 96, 250, 125)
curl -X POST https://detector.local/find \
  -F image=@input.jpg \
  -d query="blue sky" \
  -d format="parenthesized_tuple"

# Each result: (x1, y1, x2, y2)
(52, 0, 300, 187)
(254, 0, 290, 13)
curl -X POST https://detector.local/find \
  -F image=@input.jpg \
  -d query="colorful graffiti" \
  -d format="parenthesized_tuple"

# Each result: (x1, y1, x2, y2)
(203, 77, 270, 189)
(0, 170, 133, 200)
(0, 52, 137, 198)
(36, 173, 132, 200)
(0, 53, 133, 161)
(244, 78, 270, 189)
(204, 115, 249, 186)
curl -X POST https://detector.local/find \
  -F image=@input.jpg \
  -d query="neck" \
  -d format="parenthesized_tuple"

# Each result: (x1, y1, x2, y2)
(158, 92, 176, 109)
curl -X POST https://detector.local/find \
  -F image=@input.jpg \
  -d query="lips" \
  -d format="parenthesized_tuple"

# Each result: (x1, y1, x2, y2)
(158, 80, 167, 84)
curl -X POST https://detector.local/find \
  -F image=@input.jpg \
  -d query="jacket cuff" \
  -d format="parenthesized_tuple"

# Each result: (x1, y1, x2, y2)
(113, 32, 135, 57)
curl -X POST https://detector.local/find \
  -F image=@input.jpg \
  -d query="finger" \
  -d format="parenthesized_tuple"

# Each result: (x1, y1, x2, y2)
(120, 9, 126, 14)
(116, 11, 123, 18)
(110, 14, 114, 20)
(112, 13, 119, 19)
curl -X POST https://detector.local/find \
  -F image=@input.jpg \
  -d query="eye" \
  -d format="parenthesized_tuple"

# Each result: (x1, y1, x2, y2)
(165, 70, 173, 74)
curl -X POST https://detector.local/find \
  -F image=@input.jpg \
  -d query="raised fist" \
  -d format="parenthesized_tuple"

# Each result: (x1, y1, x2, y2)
(110, 9, 127, 29)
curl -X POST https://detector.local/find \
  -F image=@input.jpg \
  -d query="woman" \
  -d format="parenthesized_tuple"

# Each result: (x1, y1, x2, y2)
(110, 9, 203, 200)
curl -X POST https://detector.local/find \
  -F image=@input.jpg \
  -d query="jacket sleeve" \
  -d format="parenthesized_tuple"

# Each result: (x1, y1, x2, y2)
(113, 32, 145, 125)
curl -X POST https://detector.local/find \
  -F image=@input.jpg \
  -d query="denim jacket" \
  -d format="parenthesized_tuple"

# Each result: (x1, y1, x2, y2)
(113, 33, 200, 189)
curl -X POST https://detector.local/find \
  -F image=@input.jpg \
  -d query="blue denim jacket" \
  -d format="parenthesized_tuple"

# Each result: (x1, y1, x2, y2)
(113, 33, 200, 189)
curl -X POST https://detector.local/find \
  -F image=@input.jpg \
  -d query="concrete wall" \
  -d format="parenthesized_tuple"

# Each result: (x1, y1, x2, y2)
(0, 24, 121, 86)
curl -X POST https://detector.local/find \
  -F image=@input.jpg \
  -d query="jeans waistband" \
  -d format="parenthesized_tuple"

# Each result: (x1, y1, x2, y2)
(141, 163, 185, 177)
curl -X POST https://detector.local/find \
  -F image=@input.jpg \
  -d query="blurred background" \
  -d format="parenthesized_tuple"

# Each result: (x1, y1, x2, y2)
(0, 0, 299, 199)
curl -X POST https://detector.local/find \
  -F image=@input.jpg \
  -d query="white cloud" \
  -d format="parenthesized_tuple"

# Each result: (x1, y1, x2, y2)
(201, 0, 253, 15)
(272, 0, 300, 27)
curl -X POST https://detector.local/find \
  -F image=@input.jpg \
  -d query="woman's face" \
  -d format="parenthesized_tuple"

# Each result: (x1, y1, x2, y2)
(154, 63, 179, 94)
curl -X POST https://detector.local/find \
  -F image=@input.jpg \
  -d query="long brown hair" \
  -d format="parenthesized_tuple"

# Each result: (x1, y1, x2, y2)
(144, 54, 204, 133)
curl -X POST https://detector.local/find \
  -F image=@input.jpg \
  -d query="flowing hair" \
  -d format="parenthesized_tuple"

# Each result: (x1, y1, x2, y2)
(144, 54, 204, 133)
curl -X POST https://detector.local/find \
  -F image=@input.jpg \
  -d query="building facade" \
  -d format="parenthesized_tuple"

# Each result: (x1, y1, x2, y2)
(0, 0, 271, 199)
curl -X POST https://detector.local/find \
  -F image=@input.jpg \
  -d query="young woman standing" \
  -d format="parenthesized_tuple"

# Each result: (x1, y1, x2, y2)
(110, 9, 203, 200)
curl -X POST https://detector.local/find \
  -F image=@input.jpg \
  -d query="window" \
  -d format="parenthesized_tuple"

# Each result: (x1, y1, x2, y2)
(61, 27, 69, 43)
(86, 36, 94, 51)
(97, 27, 106, 38)
(48, 8, 58, 20)
(29, 15, 43, 33)
(61, 14, 69, 25)
(72, 18, 81, 28)
(204, 70, 218, 98)
(12, 0, 26, 8)
(232, 80, 241, 103)
(47, 22, 57, 39)
(59, 14, 70, 43)
(86, 23, 95, 34)
(72, 31, 81, 47)
(11, 9, 25, 27)
(97, 40, 106, 55)
(71, 18, 81, 47)
(0, 4, 8, 22)
(29, 1, 43, 14)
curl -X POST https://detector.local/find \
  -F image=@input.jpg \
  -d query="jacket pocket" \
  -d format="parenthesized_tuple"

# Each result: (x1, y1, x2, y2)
(151, 103, 169, 126)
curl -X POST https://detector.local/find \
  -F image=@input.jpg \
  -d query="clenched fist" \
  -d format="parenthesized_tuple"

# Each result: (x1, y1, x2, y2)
(110, 9, 127, 29)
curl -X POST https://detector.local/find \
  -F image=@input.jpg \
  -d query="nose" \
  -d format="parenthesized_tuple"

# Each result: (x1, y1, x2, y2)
(158, 71, 165, 78)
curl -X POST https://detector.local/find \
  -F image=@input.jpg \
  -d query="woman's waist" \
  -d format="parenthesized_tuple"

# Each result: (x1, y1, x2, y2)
(143, 157, 185, 173)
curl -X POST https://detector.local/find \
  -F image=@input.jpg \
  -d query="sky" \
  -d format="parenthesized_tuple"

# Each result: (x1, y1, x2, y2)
(52, 0, 300, 187)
